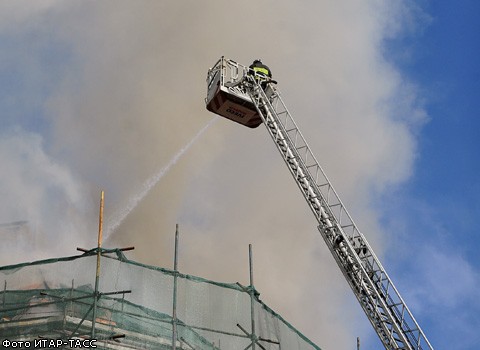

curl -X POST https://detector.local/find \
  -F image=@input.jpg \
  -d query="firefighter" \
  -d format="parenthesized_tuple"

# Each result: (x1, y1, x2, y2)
(249, 59, 273, 89)
(249, 59, 272, 79)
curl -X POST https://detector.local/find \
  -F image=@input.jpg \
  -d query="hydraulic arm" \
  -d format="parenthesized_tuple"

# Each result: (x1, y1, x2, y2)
(206, 58, 434, 350)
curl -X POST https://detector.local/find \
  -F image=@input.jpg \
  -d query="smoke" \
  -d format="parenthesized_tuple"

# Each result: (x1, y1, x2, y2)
(104, 116, 218, 241)
(0, 129, 93, 264)
(0, 1, 428, 349)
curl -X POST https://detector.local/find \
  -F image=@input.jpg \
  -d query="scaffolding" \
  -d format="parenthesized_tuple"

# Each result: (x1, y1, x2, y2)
(0, 236, 321, 350)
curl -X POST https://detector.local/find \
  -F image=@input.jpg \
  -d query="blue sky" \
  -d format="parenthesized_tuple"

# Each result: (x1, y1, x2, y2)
(0, 2, 478, 349)
(378, 2, 480, 349)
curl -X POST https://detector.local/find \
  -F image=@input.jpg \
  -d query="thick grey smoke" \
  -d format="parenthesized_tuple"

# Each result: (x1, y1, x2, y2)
(0, 1, 427, 349)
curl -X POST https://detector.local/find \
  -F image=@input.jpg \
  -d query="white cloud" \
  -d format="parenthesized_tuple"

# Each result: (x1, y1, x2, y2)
(409, 247, 479, 309)
(0, 129, 93, 265)
(397, 245, 480, 350)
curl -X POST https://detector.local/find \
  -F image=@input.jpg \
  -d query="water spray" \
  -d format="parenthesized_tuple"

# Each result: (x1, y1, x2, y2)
(104, 117, 218, 241)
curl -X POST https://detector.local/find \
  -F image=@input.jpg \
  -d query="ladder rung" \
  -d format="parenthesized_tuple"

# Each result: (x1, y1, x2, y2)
(341, 224, 354, 229)
(296, 145, 307, 151)
(403, 328, 419, 335)
(388, 302, 405, 308)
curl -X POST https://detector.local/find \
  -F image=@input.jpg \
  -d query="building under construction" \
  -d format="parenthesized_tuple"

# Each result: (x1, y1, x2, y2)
(0, 243, 321, 349)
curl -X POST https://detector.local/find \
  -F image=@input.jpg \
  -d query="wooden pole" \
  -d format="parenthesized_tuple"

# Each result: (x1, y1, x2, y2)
(91, 190, 104, 337)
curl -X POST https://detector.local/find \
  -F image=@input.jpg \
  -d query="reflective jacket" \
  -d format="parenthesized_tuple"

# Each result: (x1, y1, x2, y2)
(249, 62, 272, 78)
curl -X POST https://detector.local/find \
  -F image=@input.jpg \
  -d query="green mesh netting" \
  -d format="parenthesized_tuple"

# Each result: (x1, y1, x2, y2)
(0, 249, 321, 350)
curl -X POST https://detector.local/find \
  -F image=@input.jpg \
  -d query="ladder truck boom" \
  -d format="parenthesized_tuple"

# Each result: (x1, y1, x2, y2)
(205, 57, 434, 350)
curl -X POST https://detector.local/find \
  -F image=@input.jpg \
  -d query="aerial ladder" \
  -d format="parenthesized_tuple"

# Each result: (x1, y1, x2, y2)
(205, 57, 434, 350)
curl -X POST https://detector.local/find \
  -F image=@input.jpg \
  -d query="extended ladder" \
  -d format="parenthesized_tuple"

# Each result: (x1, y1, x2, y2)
(243, 76, 434, 350)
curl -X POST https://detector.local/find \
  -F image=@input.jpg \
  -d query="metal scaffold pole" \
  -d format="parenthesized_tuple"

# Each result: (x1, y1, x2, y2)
(249, 244, 256, 350)
(3, 281, 6, 310)
(172, 224, 179, 350)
